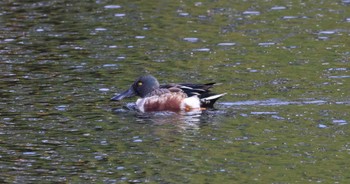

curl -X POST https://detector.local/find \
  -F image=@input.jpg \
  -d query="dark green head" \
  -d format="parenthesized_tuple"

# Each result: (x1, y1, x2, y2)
(111, 75, 160, 100)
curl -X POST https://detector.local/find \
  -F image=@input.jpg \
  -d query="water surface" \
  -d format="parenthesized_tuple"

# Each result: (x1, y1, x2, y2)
(0, 0, 349, 183)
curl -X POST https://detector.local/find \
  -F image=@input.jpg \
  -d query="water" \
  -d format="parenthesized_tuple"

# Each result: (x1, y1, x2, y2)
(1, 0, 350, 183)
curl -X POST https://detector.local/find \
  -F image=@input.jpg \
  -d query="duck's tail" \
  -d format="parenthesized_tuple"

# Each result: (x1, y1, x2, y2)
(200, 93, 227, 108)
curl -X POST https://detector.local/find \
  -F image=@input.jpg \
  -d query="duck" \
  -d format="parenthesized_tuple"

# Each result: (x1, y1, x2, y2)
(111, 75, 226, 113)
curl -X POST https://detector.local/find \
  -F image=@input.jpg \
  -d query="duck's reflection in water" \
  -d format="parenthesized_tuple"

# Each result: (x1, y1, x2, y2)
(135, 111, 203, 131)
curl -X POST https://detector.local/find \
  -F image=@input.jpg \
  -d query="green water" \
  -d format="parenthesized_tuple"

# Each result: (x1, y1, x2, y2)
(0, 0, 349, 183)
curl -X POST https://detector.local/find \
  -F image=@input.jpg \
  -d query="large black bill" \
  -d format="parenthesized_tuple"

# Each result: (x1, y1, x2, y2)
(110, 87, 135, 101)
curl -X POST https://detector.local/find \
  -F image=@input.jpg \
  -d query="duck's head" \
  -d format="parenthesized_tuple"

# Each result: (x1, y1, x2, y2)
(111, 75, 160, 101)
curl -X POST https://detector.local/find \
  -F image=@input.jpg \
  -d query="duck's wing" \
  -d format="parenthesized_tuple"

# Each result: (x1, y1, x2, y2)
(160, 83, 216, 97)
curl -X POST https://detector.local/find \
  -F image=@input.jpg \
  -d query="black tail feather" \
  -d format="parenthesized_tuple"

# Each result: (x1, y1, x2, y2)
(200, 93, 227, 108)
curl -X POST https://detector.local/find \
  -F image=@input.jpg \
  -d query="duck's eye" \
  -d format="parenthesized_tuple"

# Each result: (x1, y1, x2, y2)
(137, 81, 143, 86)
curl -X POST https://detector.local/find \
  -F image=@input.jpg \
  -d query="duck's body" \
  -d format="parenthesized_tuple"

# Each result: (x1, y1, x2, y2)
(111, 75, 226, 113)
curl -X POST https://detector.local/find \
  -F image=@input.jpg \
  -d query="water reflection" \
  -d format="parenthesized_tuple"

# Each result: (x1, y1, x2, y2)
(220, 98, 330, 106)
(112, 104, 205, 131)
(112, 97, 350, 132)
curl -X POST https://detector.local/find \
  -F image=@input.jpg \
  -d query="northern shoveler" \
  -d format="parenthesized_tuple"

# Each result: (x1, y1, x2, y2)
(111, 75, 226, 113)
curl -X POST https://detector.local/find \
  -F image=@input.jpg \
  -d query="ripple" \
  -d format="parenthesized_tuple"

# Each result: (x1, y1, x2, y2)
(302, 100, 327, 104)
(133, 139, 143, 143)
(272, 115, 285, 120)
(104, 5, 121, 9)
(116, 166, 125, 170)
(286, 46, 297, 49)
(99, 88, 110, 92)
(95, 27, 107, 31)
(117, 56, 126, 60)
(55, 105, 69, 111)
(282, 16, 299, 20)
(194, 2, 202, 6)
(42, 140, 65, 145)
(335, 101, 350, 105)
(178, 12, 190, 17)
(328, 75, 350, 79)
(271, 6, 287, 10)
(251, 111, 278, 115)
(192, 48, 210, 52)
(242, 11, 260, 15)
(327, 68, 347, 71)
(235, 136, 249, 140)
(22, 152, 37, 156)
(258, 42, 275, 47)
(317, 36, 329, 40)
(103, 64, 118, 67)
(135, 36, 145, 39)
(4, 38, 15, 42)
(198, 15, 209, 20)
(132, 136, 143, 143)
(220, 99, 329, 106)
(183, 37, 200, 43)
(342, 0, 350, 4)
(115, 13, 126, 17)
(318, 30, 336, 35)
(94, 155, 107, 161)
(318, 124, 328, 128)
(217, 42, 236, 46)
(332, 119, 348, 125)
